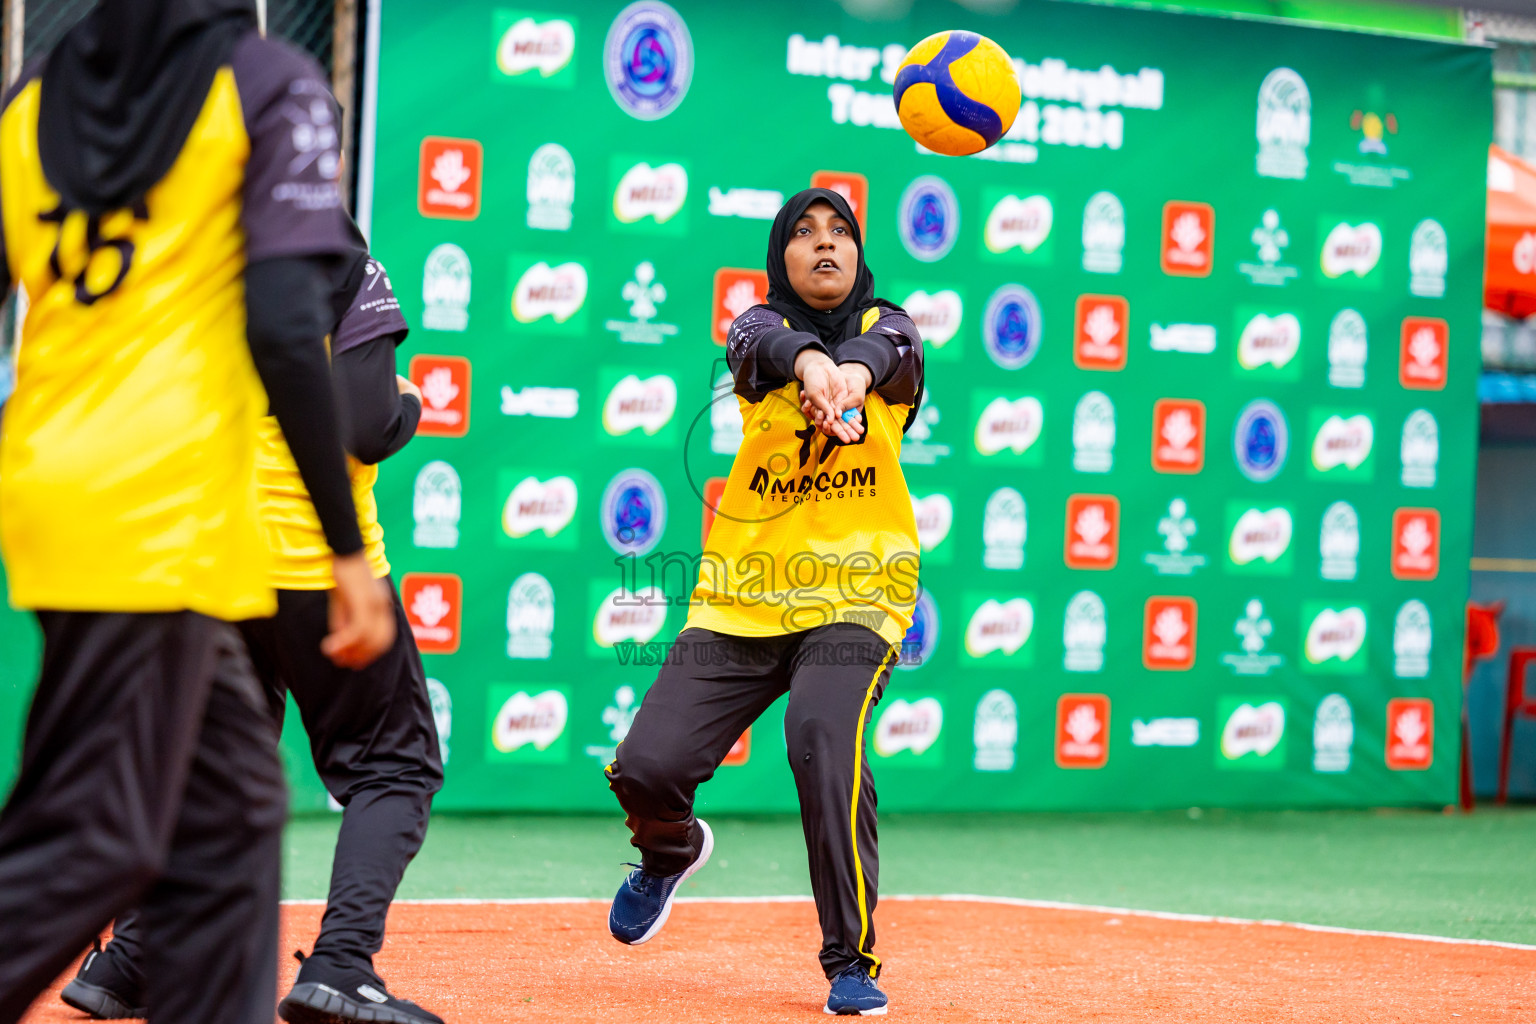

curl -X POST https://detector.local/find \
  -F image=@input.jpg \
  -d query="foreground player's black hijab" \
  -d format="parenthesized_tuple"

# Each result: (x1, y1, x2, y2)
(39, 0, 259, 215)
(764, 187, 901, 346)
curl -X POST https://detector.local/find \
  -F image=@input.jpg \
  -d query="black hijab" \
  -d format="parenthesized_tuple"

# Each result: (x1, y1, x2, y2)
(764, 187, 899, 346)
(39, 0, 259, 215)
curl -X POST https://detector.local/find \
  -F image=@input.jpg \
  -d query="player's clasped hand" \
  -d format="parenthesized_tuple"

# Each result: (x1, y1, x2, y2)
(795, 350, 866, 443)
(324, 552, 397, 668)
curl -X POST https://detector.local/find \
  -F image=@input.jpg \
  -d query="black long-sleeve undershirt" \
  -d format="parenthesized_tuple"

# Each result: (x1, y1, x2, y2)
(245, 256, 363, 557)
(332, 332, 420, 465)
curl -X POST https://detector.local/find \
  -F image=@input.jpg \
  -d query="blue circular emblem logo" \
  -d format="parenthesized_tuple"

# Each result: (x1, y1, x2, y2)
(1233, 399, 1289, 482)
(604, 1, 693, 121)
(602, 468, 668, 555)
(897, 175, 959, 263)
(898, 590, 940, 671)
(983, 283, 1042, 370)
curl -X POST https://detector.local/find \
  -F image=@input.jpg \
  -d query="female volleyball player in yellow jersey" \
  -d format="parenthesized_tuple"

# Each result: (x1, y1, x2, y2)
(605, 188, 923, 1016)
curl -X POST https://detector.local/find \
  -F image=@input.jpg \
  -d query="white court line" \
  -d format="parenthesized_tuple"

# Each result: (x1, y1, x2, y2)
(281, 894, 1536, 952)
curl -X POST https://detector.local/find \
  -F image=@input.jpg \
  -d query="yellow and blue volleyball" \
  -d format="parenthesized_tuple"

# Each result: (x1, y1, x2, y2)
(894, 31, 1021, 157)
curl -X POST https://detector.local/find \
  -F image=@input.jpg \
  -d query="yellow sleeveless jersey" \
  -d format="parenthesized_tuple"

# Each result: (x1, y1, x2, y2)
(0, 35, 359, 617)
(685, 306, 923, 647)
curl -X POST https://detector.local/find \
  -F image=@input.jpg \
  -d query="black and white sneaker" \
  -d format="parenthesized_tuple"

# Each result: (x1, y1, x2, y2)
(277, 952, 443, 1024)
(60, 939, 146, 1020)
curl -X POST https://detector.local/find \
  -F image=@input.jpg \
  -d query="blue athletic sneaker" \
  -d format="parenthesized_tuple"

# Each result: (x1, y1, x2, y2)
(608, 819, 714, 945)
(824, 964, 888, 1016)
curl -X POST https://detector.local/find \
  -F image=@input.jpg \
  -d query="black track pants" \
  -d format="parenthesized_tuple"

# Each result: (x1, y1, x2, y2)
(606, 623, 896, 980)
(0, 611, 286, 1024)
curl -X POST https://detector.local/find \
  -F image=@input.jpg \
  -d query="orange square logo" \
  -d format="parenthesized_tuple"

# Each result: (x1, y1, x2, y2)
(1391, 508, 1441, 580)
(409, 355, 471, 437)
(1064, 494, 1119, 570)
(418, 137, 483, 220)
(1056, 694, 1110, 769)
(1073, 295, 1129, 371)
(1386, 698, 1434, 770)
(1144, 596, 1197, 670)
(810, 171, 869, 238)
(1152, 399, 1206, 473)
(1400, 317, 1448, 391)
(1161, 201, 1215, 277)
(712, 268, 770, 346)
(400, 572, 462, 654)
(722, 729, 752, 767)
(701, 477, 728, 548)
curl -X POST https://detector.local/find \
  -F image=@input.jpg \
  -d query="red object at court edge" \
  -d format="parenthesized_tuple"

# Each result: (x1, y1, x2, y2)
(1486, 145, 1536, 317)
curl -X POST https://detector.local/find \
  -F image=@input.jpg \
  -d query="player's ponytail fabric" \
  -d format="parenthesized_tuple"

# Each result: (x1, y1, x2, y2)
(38, 0, 259, 215)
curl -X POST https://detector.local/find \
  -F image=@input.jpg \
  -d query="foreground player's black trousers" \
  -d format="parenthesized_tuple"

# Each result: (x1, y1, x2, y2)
(0, 611, 286, 1024)
(108, 580, 444, 980)
(607, 623, 896, 980)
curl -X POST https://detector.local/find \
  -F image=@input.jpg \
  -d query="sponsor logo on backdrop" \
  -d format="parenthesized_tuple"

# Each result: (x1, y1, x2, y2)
(1386, 698, 1434, 770)
(1222, 599, 1283, 676)
(707, 186, 783, 220)
(874, 697, 944, 762)
(974, 690, 1019, 772)
(418, 137, 482, 220)
(1145, 498, 1207, 576)
(1401, 410, 1439, 488)
(413, 461, 461, 549)
(811, 170, 869, 235)
(711, 268, 769, 345)
(984, 193, 1053, 255)
(1072, 391, 1115, 473)
(965, 597, 1034, 659)
(592, 586, 667, 647)
(1319, 221, 1382, 281)
(1218, 698, 1285, 769)
(983, 487, 1027, 570)
(584, 684, 639, 764)
(1150, 322, 1217, 354)
(902, 288, 963, 349)
(502, 475, 577, 540)
(1409, 219, 1448, 298)
(1237, 312, 1301, 372)
(1392, 508, 1440, 580)
(426, 678, 452, 764)
(488, 688, 570, 760)
(409, 355, 471, 437)
(1132, 717, 1200, 748)
(1327, 308, 1368, 387)
(501, 385, 578, 418)
(1144, 596, 1197, 671)
(510, 260, 588, 325)
(1229, 505, 1293, 568)
(1334, 106, 1410, 188)
(1074, 295, 1128, 371)
(613, 161, 688, 224)
(1233, 399, 1288, 482)
(401, 573, 462, 654)
(601, 469, 666, 556)
(1255, 67, 1310, 179)
(603, 1, 693, 120)
(1082, 191, 1125, 274)
(1161, 201, 1214, 277)
(974, 396, 1043, 457)
(898, 589, 940, 670)
(700, 477, 726, 546)
(605, 262, 678, 344)
(897, 175, 960, 262)
(506, 572, 554, 659)
(983, 284, 1042, 369)
(902, 388, 951, 467)
(911, 493, 954, 553)
(1063, 590, 1107, 672)
(1056, 695, 1110, 769)
(1400, 318, 1448, 390)
(422, 243, 471, 331)
(1304, 605, 1367, 670)
(1065, 494, 1119, 570)
(1394, 600, 1432, 678)
(526, 142, 575, 230)
(1152, 399, 1205, 473)
(710, 372, 744, 454)
(1239, 208, 1298, 286)
(1319, 501, 1360, 581)
(1311, 412, 1374, 475)
(602, 374, 677, 437)
(494, 12, 576, 80)
(1313, 693, 1354, 773)
(721, 729, 752, 767)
